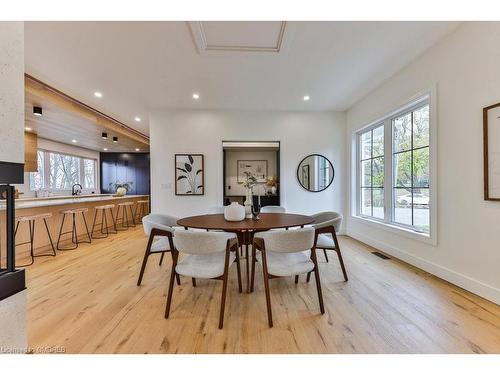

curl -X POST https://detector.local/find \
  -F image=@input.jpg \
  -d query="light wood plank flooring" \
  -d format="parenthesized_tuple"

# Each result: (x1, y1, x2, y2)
(25, 226, 500, 353)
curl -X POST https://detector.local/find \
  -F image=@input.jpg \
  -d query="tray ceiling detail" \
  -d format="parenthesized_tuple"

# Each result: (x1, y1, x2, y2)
(188, 21, 289, 53)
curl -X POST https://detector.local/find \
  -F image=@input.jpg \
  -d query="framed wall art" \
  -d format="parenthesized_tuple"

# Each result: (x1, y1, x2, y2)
(237, 160, 268, 183)
(175, 154, 204, 195)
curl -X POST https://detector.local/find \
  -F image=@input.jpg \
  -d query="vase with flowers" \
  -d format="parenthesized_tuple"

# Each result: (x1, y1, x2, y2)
(266, 176, 278, 195)
(242, 171, 257, 219)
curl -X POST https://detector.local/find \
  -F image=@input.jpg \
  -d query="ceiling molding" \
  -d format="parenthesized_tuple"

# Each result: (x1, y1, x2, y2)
(187, 21, 290, 54)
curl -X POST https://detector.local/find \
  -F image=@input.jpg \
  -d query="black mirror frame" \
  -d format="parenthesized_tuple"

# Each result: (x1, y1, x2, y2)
(296, 154, 335, 192)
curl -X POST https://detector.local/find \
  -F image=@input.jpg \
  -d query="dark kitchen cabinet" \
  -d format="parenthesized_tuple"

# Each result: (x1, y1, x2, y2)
(100, 152, 150, 195)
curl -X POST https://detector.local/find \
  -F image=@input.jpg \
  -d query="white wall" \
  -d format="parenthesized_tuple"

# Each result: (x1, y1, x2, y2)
(346, 22, 500, 303)
(150, 110, 346, 224)
(16, 138, 101, 198)
(0, 22, 24, 164)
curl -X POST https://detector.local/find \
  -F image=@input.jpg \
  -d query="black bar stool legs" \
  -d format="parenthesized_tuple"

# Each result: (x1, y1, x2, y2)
(91, 204, 117, 239)
(57, 208, 91, 250)
(115, 202, 136, 230)
(14, 213, 56, 267)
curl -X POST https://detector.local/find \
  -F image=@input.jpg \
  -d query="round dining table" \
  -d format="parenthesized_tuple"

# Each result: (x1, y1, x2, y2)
(177, 213, 315, 292)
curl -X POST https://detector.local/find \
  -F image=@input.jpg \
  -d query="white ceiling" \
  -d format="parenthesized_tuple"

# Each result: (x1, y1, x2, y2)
(24, 21, 460, 135)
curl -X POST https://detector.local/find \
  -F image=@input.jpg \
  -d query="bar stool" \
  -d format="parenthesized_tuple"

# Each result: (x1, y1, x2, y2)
(115, 202, 136, 230)
(57, 207, 91, 250)
(134, 200, 149, 224)
(91, 204, 117, 239)
(15, 212, 56, 267)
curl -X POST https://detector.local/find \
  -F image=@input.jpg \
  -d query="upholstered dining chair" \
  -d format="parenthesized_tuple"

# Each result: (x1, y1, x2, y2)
(260, 205, 286, 213)
(251, 227, 324, 327)
(137, 213, 180, 286)
(165, 230, 242, 329)
(309, 211, 348, 282)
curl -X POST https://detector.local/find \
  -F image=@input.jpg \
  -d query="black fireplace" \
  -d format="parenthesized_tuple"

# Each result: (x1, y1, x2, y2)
(0, 161, 26, 301)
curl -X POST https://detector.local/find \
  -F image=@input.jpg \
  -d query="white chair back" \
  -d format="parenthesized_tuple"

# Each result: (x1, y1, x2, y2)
(311, 212, 342, 232)
(261, 205, 286, 213)
(207, 206, 225, 214)
(256, 227, 315, 253)
(142, 213, 178, 235)
(174, 230, 236, 255)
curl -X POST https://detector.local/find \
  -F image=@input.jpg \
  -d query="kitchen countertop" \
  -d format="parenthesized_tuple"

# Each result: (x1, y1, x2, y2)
(0, 194, 149, 211)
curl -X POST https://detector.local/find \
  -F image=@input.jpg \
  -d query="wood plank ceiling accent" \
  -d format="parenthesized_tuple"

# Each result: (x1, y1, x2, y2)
(24, 74, 149, 152)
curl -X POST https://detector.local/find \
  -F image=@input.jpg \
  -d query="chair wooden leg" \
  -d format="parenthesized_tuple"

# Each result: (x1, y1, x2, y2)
(250, 244, 256, 293)
(159, 252, 165, 265)
(332, 230, 348, 282)
(192, 278, 196, 287)
(311, 249, 325, 314)
(218, 243, 232, 329)
(165, 252, 178, 319)
(235, 245, 242, 293)
(295, 275, 299, 284)
(336, 249, 348, 282)
(323, 248, 329, 262)
(260, 249, 273, 327)
(245, 243, 250, 293)
(137, 251, 151, 286)
(306, 271, 312, 283)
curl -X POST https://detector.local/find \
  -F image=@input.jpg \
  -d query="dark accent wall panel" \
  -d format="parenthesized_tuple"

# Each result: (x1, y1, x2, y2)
(100, 153, 150, 195)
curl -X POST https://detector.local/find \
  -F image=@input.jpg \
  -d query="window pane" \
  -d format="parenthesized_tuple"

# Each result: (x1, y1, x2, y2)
(49, 153, 81, 190)
(83, 159, 95, 189)
(361, 160, 371, 187)
(372, 125, 384, 157)
(413, 147, 429, 188)
(372, 157, 384, 188)
(393, 112, 412, 152)
(360, 131, 372, 160)
(413, 105, 429, 148)
(361, 188, 371, 216)
(393, 151, 412, 187)
(413, 188, 430, 233)
(373, 188, 384, 219)
(394, 188, 412, 225)
(29, 150, 45, 190)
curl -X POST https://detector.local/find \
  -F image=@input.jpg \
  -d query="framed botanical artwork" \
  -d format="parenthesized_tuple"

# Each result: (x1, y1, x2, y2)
(237, 160, 268, 183)
(301, 164, 310, 190)
(483, 103, 500, 200)
(175, 154, 204, 195)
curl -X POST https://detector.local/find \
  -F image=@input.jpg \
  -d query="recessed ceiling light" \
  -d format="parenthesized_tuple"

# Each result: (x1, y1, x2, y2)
(71, 139, 77, 143)
(94, 91, 103, 98)
(101, 132, 108, 139)
(192, 93, 200, 100)
(103, 148, 108, 151)
(113, 137, 118, 143)
(25, 127, 32, 131)
(134, 117, 141, 122)
(303, 95, 310, 101)
(33, 106, 43, 116)
(135, 148, 140, 152)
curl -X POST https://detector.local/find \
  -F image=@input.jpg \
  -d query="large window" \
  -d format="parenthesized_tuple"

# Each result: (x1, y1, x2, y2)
(30, 150, 97, 191)
(356, 95, 431, 236)
(359, 124, 384, 219)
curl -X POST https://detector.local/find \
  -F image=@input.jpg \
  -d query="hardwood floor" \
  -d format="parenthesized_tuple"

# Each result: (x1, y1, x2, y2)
(25, 226, 500, 353)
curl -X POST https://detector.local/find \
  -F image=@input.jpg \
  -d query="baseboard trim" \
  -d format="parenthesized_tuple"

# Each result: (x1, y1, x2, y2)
(347, 229, 500, 305)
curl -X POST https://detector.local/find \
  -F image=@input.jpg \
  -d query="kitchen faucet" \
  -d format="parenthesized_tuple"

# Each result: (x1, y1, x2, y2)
(72, 183, 83, 196)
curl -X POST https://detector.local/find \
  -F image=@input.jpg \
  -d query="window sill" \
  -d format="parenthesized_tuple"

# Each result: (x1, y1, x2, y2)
(350, 215, 437, 246)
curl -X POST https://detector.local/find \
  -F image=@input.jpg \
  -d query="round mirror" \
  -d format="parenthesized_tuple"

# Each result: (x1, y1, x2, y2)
(297, 154, 334, 192)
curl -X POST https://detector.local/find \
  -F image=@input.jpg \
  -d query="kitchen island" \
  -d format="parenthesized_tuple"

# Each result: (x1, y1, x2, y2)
(0, 194, 149, 266)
